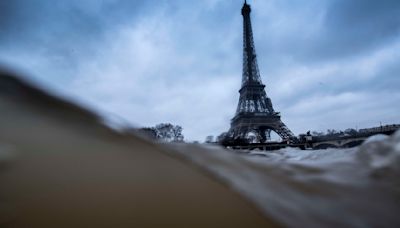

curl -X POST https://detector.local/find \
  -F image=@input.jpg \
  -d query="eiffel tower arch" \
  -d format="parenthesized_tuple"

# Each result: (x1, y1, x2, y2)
(228, 1, 297, 143)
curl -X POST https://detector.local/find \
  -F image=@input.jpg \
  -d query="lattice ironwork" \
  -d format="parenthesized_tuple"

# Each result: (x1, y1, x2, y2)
(241, 1, 262, 86)
(228, 1, 296, 143)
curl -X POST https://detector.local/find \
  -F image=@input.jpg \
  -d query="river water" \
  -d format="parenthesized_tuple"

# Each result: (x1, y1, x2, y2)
(2, 72, 399, 227)
(172, 133, 400, 227)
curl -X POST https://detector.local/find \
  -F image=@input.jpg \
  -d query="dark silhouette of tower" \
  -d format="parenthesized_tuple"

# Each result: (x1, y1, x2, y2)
(228, 1, 296, 143)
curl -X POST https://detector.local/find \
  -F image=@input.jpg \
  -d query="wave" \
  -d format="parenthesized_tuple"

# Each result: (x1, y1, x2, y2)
(172, 131, 400, 227)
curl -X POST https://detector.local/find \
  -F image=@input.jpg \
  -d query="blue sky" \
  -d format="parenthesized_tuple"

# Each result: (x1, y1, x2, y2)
(1, 0, 399, 141)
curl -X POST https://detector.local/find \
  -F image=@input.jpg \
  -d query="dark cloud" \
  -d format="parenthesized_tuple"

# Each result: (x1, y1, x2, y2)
(0, 0, 399, 140)
(253, 0, 400, 65)
(0, 0, 168, 85)
(319, 0, 400, 58)
(0, 0, 164, 48)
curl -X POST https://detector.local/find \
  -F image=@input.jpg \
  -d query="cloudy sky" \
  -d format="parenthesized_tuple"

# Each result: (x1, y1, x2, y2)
(1, 0, 399, 141)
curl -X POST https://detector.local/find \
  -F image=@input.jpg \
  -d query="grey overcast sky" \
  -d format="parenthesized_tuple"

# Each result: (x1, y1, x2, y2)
(1, 0, 399, 141)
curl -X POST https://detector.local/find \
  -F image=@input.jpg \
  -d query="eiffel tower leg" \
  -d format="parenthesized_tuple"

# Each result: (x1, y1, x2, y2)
(265, 129, 271, 141)
(258, 127, 270, 143)
(273, 121, 297, 143)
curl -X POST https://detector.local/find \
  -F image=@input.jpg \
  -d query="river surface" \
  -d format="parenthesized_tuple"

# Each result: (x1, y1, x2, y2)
(172, 133, 400, 227)
(1, 73, 399, 227)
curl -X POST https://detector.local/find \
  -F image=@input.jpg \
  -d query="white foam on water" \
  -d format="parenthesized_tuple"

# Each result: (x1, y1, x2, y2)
(172, 132, 400, 228)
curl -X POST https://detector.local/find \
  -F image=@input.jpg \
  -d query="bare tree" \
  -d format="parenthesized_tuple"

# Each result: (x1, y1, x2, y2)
(154, 123, 184, 142)
(205, 135, 214, 143)
(171, 125, 184, 142)
(311, 131, 325, 136)
(344, 128, 358, 136)
(326, 129, 338, 135)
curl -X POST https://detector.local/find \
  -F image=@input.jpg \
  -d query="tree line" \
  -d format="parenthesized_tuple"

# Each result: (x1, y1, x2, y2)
(204, 128, 360, 144)
(137, 123, 184, 143)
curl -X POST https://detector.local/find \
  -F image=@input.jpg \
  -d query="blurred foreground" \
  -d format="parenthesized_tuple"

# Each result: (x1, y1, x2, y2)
(0, 71, 274, 227)
(1, 70, 400, 227)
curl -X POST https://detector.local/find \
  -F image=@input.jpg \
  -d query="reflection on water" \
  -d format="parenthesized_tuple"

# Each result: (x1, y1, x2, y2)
(172, 132, 400, 227)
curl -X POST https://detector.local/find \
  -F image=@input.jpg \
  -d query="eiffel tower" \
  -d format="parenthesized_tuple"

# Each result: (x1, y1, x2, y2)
(228, 1, 296, 143)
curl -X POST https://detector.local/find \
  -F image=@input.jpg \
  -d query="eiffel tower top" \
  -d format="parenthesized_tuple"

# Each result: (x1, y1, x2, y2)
(242, 0, 251, 16)
(241, 0, 263, 87)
